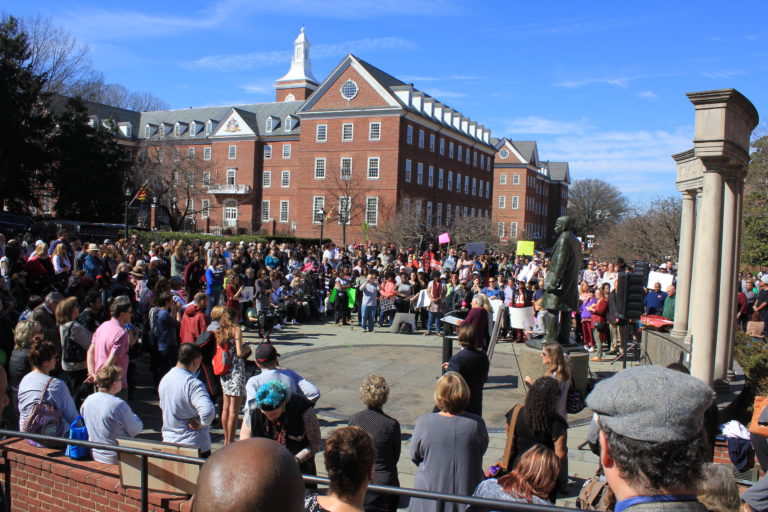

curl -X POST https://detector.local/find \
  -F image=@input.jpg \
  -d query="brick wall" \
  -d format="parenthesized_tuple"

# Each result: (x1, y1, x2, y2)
(0, 439, 192, 512)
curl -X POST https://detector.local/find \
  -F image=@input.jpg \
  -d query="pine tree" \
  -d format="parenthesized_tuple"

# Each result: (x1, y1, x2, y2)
(741, 135, 768, 268)
(0, 16, 54, 213)
(50, 97, 128, 221)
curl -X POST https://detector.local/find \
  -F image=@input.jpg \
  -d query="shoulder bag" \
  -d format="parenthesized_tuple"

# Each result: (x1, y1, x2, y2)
(62, 322, 86, 364)
(567, 377, 586, 414)
(577, 469, 616, 511)
(485, 403, 522, 478)
(22, 377, 65, 446)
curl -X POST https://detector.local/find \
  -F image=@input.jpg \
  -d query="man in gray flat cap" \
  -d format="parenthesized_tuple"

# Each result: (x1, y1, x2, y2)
(586, 365, 714, 512)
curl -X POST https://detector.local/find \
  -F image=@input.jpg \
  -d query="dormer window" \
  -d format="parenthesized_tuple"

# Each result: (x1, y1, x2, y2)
(285, 116, 293, 131)
(189, 122, 196, 136)
(205, 120, 214, 136)
(265, 116, 277, 133)
(119, 123, 132, 138)
(158, 123, 166, 138)
(144, 124, 152, 138)
(88, 116, 98, 128)
(174, 123, 182, 137)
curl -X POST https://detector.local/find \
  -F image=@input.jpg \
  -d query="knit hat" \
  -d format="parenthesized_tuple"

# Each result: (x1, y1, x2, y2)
(586, 365, 713, 442)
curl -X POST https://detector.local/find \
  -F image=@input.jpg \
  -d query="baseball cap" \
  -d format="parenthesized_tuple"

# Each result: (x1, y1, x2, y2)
(254, 343, 281, 363)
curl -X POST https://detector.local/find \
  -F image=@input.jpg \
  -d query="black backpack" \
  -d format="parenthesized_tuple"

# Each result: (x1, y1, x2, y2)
(62, 322, 87, 364)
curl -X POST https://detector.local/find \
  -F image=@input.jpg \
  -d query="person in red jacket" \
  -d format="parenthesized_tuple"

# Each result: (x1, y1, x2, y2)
(181, 293, 210, 344)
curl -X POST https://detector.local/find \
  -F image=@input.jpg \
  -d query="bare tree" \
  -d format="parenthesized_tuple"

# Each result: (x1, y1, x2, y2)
(132, 140, 214, 231)
(373, 202, 435, 250)
(593, 196, 681, 264)
(567, 178, 629, 237)
(322, 168, 371, 247)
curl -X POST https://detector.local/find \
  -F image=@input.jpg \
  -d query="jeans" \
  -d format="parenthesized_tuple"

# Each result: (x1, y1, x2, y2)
(206, 289, 222, 316)
(361, 305, 376, 332)
(427, 311, 442, 333)
(379, 306, 394, 327)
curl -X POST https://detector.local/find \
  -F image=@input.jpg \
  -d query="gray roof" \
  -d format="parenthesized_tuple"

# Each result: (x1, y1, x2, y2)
(547, 161, 570, 183)
(511, 141, 537, 164)
(138, 100, 304, 139)
(47, 94, 142, 136)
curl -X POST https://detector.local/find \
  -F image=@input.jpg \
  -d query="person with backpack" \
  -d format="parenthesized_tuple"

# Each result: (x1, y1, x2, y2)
(55, 297, 92, 405)
(152, 292, 181, 382)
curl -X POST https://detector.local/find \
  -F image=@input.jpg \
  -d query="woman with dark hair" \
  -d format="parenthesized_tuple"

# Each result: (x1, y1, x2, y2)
(470, 444, 560, 508)
(503, 377, 567, 501)
(304, 426, 375, 512)
(18, 339, 78, 441)
(348, 375, 401, 512)
(56, 296, 92, 400)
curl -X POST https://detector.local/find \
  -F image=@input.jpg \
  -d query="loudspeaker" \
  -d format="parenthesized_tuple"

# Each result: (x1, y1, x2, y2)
(617, 271, 645, 320)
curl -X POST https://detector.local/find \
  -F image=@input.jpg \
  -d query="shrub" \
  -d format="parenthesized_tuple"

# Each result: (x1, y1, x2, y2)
(734, 330, 768, 396)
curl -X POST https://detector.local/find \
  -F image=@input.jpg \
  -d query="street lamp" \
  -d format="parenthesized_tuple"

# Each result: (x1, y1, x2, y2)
(123, 178, 132, 241)
(315, 208, 327, 244)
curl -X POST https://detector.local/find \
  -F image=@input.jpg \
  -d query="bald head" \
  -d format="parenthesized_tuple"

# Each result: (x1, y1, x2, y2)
(193, 438, 304, 512)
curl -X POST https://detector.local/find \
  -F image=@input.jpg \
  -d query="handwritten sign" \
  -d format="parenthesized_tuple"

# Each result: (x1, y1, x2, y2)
(516, 240, 535, 256)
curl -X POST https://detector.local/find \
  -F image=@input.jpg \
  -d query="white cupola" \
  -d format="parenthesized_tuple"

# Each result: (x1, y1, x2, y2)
(275, 27, 319, 101)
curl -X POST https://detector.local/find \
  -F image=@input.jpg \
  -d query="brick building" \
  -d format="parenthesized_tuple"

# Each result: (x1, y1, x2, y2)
(491, 137, 570, 247)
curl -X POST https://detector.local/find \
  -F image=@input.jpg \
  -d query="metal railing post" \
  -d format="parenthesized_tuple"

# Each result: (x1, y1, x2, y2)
(141, 454, 149, 512)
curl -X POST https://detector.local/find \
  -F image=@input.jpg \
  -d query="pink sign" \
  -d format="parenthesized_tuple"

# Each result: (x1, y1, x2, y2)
(438, 232, 451, 245)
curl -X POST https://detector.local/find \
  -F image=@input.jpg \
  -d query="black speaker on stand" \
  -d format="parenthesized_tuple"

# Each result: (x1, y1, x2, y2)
(613, 262, 650, 368)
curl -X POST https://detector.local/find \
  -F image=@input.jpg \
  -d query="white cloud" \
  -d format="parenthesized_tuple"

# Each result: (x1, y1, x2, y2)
(503, 116, 589, 135)
(424, 89, 467, 99)
(637, 90, 658, 100)
(185, 36, 416, 71)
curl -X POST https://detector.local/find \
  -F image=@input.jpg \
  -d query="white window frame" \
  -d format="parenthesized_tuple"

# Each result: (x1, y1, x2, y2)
(365, 197, 379, 226)
(264, 144, 272, 159)
(224, 200, 238, 225)
(203, 147, 211, 161)
(226, 168, 237, 185)
(228, 145, 237, 159)
(144, 124, 151, 138)
(427, 166, 434, 187)
(342, 123, 354, 142)
(426, 201, 433, 227)
(498, 195, 506, 209)
(417, 162, 424, 185)
(282, 144, 291, 159)
(437, 202, 443, 226)
(265, 117, 274, 133)
(498, 222, 505, 238)
(314, 158, 326, 179)
(512, 174, 520, 185)
(280, 200, 289, 223)
(285, 116, 293, 131)
(465, 149, 470, 164)
(510, 222, 518, 238)
(174, 124, 182, 137)
(316, 124, 327, 142)
(341, 157, 352, 180)
(438, 168, 444, 189)
(500, 174, 507, 185)
(205, 120, 213, 136)
(188, 147, 196, 160)
(312, 196, 325, 223)
(369, 122, 381, 141)
(261, 201, 270, 221)
(405, 159, 412, 182)
(281, 170, 290, 188)
(367, 157, 380, 179)
(202, 172, 211, 186)
(201, 199, 210, 219)
(263, 171, 272, 188)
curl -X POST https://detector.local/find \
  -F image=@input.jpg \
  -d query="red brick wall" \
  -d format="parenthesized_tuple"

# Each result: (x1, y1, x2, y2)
(0, 439, 192, 512)
(309, 66, 391, 110)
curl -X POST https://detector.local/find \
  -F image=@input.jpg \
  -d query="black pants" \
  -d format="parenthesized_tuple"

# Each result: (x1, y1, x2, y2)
(335, 292, 349, 324)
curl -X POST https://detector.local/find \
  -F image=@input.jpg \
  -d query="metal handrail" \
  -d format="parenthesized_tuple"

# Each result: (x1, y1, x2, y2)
(0, 429, 573, 512)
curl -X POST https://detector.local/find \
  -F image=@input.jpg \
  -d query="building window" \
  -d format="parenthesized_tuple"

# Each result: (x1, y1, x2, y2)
(201, 199, 210, 219)
(439, 138, 445, 155)
(342, 123, 353, 142)
(428, 166, 434, 187)
(465, 149, 470, 164)
(285, 116, 293, 131)
(369, 122, 381, 141)
(186, 172, 195, 189)
(498, 222, 505, 238)
(406, 125, 413, 144)
(418, 129, 425, 148)
(316, 124, 327, 142)
(261, 201, 270, 221)
(480, 154, 484, 168)
(510, 222, 518, 238)
(264, 144, 272, 159)
(312, 196, 325, 223)
(341, 157, 352, 180)
(266, 117, 274, 133)
(429, 134, 435, 152)
(471, 207, 475, 217)
(228, 145, 236, 159)
(500, 174, 507, 185)
(366, 197, 379, 226)
(281, 170, 290, 188)
(449, 141, 454, 159)
(157, 148, 164, 163)
(456, 172, 461, 192)
(498, 196, 506, 209)
(426, 202, 433, 227)
(471, 178, 477, 196)
(338, 197, 351, 225)
(144, 124, 151, 138)
(174, 124, 182, 137)
(473, 151, 478, 167)
(340, 80, 359, 100)
(188, 147, 196, 160)
(224, 200, 238, 226)
(447, 171, 453, 191)
(227, 168, 237, 185)
(282, 144, 291, 159)
(405, 159, 412, 182)
(158, 124, 165, 138)
(314, 158, 326, 179)
(205, 120, 213, 136)
(458, 146, 463, 161)
(417, 163, 424, 185)
(438, 168, 444, 189)
(203, 147, 211, 160)
(262, 171, 271, 187)
(437, 203, 443, 226)
(202, 172, 211, 186)
(368, 157, 380, 179)
(499, 148, 510, 159)
(464, 176, 469, 194)
(172, 148, 181, 162)
(485, 181, 490, 198)
(279, 200, 289, 222)
(512, 174, 520, 185)
(446, 204, 452, 224)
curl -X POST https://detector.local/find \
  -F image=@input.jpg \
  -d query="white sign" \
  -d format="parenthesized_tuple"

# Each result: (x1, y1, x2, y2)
(510, 306, 535, 331)
(239, 286, 255, 302)
(646, 271, 674, 290)
(466, 242, 486, 256)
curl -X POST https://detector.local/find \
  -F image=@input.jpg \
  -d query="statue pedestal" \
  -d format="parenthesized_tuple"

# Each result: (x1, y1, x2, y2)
(517, 344, 590, 394)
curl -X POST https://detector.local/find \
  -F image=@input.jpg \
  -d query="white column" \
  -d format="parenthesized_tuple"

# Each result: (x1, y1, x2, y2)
(690, 170, 724, 385)
(727, 178, 745, 377)
(671, 190, 696, 337)
(714, 177, 738, 381)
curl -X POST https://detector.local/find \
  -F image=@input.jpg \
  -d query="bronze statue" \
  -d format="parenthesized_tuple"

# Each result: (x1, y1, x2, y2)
(541, 216, 583, 345)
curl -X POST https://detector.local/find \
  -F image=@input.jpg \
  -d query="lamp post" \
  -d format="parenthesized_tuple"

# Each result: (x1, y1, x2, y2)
(123, 178, 132, 241)
(315, 208, 327, 244)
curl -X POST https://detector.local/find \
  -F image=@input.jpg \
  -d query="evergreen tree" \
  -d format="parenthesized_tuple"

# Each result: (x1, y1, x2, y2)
(50, 97, 128, 222)
(0, 16, 54, 213)
(741, 135, 768, 268)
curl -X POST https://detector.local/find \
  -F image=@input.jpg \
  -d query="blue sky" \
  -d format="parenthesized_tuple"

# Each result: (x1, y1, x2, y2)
(5, 0, 767, 203)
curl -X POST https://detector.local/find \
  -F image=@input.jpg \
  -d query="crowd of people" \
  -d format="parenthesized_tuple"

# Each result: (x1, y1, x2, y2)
(2, 228, 768, 512)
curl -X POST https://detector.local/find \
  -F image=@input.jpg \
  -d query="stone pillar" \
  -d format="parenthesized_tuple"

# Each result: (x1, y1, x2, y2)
(727, 178, 745, 378)
(671, 190, 696, 337)
(714, 177, 738, 382)
(689, 167, 725, 385)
